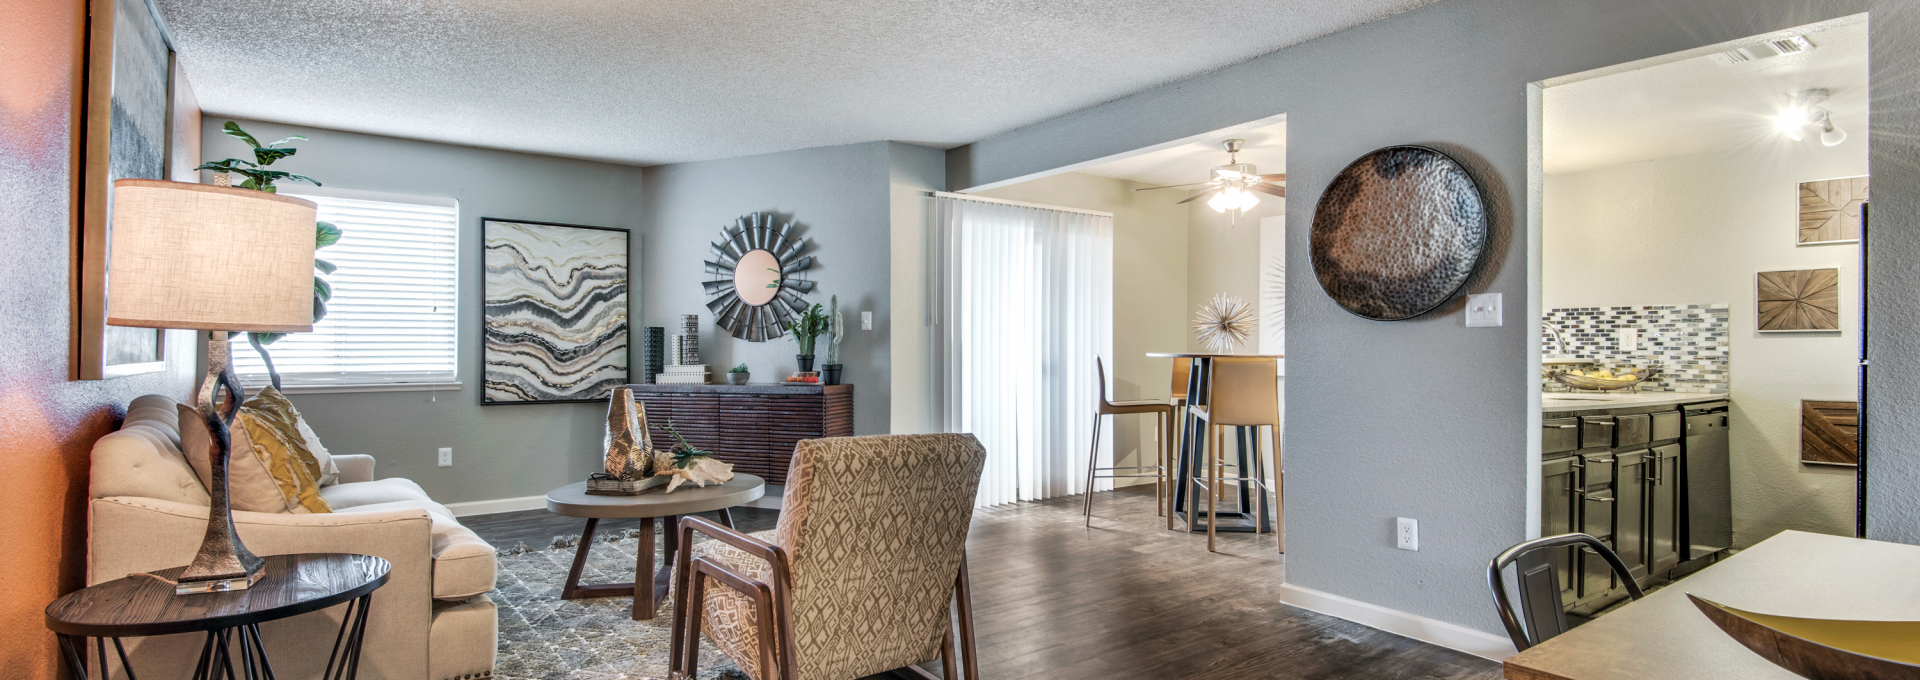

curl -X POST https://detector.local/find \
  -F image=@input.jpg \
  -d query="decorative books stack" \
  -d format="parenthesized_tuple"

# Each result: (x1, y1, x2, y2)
(656, 364, 710, 384)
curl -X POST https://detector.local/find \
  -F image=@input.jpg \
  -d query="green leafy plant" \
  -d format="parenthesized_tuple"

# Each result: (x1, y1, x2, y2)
(728, 363, 749, 374)
(195, 122, 321, 193)
(783, 302, 830, 355)
(826, 295, 843, 365)
(661, 419, 716, 469)
(198, 121, 342, 349)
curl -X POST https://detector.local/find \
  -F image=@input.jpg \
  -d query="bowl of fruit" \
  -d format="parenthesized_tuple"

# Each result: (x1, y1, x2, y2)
(1548, 365, 1663, 392)
(784, 371, 822, 385)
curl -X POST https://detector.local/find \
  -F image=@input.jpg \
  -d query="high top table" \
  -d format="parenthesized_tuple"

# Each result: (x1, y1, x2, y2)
(546, 474, 765, 620)
(1147, 352, 1282, 536)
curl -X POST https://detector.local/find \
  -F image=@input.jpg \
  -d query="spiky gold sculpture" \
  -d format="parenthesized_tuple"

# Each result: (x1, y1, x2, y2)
(1194, 294, 1257, 353)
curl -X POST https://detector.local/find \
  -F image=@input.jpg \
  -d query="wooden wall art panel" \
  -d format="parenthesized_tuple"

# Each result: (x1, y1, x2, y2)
(1757, 268, 1840, 332)
(1798, 176, 1867, 245)
(1801, 400, 1858, 466)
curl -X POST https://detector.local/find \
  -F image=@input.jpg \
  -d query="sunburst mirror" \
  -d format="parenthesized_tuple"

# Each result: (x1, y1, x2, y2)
(704, 212, 815, 341)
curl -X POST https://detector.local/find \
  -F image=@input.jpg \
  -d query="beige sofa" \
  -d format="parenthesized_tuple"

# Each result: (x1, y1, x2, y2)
(88, 394, 498, 680)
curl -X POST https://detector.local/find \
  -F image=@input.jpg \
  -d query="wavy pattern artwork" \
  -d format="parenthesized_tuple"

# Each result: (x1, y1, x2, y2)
(483, 219, 630, 403)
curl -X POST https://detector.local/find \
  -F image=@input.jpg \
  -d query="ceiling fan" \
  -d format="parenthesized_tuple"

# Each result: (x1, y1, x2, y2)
(1132, 138, 1284, 225)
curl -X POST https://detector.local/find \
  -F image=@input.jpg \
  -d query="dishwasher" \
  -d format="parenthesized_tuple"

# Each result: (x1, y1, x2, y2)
(1682, 402, 1732, 560)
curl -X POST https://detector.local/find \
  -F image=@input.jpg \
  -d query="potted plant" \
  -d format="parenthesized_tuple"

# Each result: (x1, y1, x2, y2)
(727, 363, 750, 385)
(823, 295, 844, 385)
(783, 302, 830, 373)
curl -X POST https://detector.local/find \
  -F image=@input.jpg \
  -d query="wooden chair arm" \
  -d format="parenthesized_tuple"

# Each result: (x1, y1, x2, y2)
(671, 515, 799, 680)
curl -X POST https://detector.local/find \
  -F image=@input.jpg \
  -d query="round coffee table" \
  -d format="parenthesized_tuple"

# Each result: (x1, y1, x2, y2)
(45, 553, 389, 680)
(545, 474, 765, 620)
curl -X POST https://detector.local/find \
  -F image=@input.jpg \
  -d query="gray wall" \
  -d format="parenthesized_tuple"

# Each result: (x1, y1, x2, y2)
(947, 0, 1905, 636)
(642, 141, 929, 436)
(202, 118, 646, 505)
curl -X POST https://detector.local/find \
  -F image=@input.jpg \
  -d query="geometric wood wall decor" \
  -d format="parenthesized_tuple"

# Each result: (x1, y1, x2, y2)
(482, 218, 630, 404)
(1798, 176, 1867, 245)
(1311, 145, 1488, 321)
(1801, 400, 1858, 466)
(1757, 268, 1840, 332)
(703, 212, 815, 341)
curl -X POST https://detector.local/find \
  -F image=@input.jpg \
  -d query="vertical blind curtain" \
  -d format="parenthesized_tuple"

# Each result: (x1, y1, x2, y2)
(229, 193, 460, 388)
(932, 194, 1113, 507)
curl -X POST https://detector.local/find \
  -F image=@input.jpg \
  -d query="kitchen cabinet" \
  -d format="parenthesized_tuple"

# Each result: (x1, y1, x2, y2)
(1539, 399, 1728, 616)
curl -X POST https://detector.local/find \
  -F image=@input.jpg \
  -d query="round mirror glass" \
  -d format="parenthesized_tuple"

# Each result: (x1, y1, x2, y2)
(733, 249, 782, 306)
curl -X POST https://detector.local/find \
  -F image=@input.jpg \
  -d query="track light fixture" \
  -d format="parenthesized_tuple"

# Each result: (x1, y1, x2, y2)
(1775, 89, 1847, 147)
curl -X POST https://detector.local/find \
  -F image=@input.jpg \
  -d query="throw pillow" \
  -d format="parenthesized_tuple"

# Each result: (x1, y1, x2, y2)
(178, 403, 331, 514)
(245, 386, 340, 486)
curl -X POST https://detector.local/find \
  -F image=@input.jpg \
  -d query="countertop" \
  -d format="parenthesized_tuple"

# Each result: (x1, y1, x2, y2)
(1540, 391, 1727, 413)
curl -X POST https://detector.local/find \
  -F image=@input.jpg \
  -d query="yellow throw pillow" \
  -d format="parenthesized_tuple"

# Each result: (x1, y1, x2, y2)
(236, 410, 332, 514)
(243, 387, 330, 485)
(178, 403, 331, 514)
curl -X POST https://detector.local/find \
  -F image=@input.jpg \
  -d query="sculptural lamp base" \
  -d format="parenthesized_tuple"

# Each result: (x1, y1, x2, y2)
(174, 331, 267, 594)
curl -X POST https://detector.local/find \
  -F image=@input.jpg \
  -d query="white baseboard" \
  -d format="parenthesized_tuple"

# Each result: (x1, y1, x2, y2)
(444, 495, 546, 517)
(1278, 583, 1517, 662)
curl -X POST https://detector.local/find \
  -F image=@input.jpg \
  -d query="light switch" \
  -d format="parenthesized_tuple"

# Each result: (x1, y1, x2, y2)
(861, 311, 873, 330)
(1464, 293, 1502, 327)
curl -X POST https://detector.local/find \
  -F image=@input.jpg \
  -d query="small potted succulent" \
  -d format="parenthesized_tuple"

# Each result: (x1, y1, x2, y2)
(822, 295, 845, 385)
(727, 363, 750, 385)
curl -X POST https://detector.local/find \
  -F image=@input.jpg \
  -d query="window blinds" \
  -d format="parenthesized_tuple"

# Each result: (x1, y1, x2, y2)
(230, 191, 459, 389)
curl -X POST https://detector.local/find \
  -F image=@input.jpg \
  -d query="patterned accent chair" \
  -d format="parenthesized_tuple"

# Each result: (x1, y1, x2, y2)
(669, 433, 987, 680)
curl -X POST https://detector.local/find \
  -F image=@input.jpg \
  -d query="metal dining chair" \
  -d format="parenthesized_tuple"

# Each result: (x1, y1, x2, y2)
(1083, 356, 1175, 526)
(1186, 356, 1282, 552)
(1488, 533, 1644, 652)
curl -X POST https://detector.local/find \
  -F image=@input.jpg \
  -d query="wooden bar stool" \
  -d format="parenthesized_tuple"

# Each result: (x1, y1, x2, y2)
(1083, 356, 1175, 526)
(1187, 356, 1282, 552)
(1164, 359, 1192, 530)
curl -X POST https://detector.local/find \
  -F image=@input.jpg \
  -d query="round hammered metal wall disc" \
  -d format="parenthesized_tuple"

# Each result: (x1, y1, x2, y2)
(1311, 146, 1489, 321)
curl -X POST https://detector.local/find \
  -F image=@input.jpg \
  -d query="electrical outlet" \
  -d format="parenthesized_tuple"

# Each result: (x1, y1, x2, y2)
(861, 311, 873, 330)
(1618, 327, 1639, 352)
(1396, 517, 1419, 551)
(437, 447, 453, 467)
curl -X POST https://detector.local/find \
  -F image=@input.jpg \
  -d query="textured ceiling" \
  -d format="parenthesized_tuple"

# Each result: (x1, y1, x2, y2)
(1544, 19, 1867, 175)
(1077, 119, 1286, 187)
(154, 0, 1432, 166)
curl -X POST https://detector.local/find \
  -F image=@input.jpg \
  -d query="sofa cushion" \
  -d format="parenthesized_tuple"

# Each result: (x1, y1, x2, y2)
(334, 499, 496, 599)
(234, 406, 332, 514)
(430, 594, 498, 680)
(320, 477, 434, 510)
(90, 419, 210, 506)
(242, 387, 336, 491)
(180, 404, 320, 514)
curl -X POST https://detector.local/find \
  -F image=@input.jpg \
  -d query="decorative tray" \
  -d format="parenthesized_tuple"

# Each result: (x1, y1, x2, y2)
(1547, 365, 1663, 392)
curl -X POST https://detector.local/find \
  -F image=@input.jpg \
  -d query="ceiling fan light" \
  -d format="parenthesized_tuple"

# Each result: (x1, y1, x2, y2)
(1233, 190, 1260, 212)
(1208, 190, 1233, 213)
(1821, 121, 1847, 146)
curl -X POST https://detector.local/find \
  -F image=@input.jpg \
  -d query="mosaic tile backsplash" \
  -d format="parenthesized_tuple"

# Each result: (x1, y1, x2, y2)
(1543, 304, 1730, 393)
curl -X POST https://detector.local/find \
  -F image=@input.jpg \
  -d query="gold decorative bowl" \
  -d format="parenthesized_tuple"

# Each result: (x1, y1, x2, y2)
(1547, 366, 1662, 392)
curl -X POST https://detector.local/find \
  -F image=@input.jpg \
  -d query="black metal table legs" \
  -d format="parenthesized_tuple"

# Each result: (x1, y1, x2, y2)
(56, 594, 374, 680)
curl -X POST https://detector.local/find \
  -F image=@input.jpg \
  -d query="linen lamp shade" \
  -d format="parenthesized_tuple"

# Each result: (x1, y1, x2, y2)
(106, 179, 317, 332)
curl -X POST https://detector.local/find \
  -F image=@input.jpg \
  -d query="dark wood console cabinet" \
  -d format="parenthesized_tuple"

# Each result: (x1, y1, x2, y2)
(626, 383, 853, 485)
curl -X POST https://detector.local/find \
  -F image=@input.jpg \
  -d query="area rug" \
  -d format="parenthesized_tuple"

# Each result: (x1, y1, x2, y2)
(492, 529, 749, 680)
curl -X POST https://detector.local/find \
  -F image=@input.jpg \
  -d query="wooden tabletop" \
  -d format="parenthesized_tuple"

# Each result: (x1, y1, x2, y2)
(1504, 531, 1920, 679)
(45, 554, 389, 638)
(1145, 352, 1284, 358)
(546, 473, 766, 519)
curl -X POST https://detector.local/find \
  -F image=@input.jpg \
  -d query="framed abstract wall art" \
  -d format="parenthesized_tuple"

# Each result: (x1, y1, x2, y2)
(482, 218, 630, 404)
(1798, 176, 1867, 245)
(1757, 268, 1840, 332)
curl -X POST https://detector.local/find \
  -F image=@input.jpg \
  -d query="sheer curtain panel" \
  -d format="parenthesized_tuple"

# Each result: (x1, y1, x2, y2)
(932, 193, 1113, 507)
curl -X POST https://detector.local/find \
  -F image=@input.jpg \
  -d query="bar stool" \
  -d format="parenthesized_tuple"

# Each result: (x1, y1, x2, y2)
(1083, 356, 1175, 526)
(1164, 359, 1191, 530)
(1187, 356, 1282, 552)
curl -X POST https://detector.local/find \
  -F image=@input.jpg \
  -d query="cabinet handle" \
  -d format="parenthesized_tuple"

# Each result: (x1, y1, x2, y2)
(1545, 424, 1577, 429)
(1579, 491, 1616, 503)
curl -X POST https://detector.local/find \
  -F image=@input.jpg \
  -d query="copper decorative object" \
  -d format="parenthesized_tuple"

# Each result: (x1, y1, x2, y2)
(1311, 146, 1488, 321)
(589, 387, 667, 495)
(1690, 594, 1920, 680)
(1193, 294, 1257, 353)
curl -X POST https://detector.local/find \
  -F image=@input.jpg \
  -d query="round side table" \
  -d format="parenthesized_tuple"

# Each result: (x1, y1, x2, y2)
(45, 553, 390, 680)
(545, 474, 765, 620)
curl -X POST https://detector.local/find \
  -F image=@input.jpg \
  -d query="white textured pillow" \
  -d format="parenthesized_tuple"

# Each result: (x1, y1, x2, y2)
(293, 417, 340, 486)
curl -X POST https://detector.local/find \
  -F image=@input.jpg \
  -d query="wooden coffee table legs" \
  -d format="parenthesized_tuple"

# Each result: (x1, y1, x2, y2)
(559, 509, 738, 620)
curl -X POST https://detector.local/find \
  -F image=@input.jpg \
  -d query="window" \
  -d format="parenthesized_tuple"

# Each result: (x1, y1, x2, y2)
(230, 189, 459, 390)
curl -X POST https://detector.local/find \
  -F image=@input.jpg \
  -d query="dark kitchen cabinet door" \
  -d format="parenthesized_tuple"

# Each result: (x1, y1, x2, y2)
(1647, 443, 1683, 575)
(1542, 455, 1579, 606)
(1612, 450, 1648, 582)
(1577, 452, 1617, 600)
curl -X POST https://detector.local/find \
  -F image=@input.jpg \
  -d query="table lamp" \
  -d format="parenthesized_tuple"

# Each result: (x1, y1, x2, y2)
(106, 179, 317, 593)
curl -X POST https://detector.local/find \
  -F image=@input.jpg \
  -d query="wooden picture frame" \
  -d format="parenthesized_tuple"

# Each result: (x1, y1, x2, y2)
(481, 218, 631, 404)
(76, 0, 196, 379)
(1798, 176, 1867, 246)
(1756, 268, 1840, 332)
(1801, 400, 1858, 466)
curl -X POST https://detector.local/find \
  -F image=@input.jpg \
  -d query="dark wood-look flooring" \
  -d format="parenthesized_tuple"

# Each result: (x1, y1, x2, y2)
(463, 486, 1501, 680)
